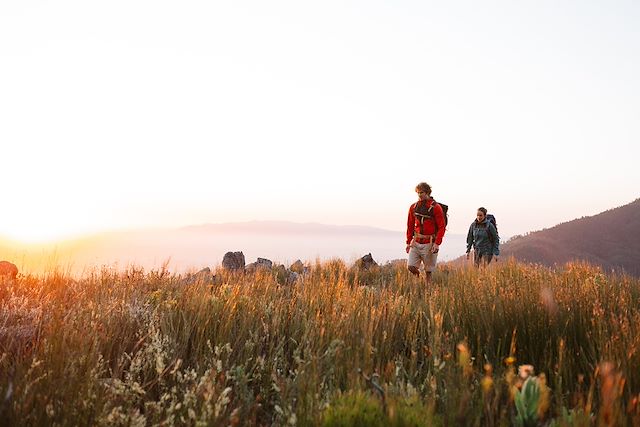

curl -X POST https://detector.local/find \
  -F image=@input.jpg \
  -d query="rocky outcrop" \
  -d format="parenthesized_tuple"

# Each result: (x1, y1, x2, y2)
(222, 252, 245, 271)
(185, 267, 216, 284)
(0, 261, 18, 279)
(357, 253, 378, 270)
(290, 260, 311, 275)
(219, 251, 307, 285)
(246, 257, 273, 273)
(290, 260, 305, 274)
(197, 267, 211, 275)
(256, 258, 273, 269)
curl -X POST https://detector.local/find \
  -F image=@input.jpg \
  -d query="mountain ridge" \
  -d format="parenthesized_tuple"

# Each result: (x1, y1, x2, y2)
(500, 198, 640, 276)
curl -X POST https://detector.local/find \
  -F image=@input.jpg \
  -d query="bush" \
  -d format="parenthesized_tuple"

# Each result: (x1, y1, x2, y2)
(322, 391, 442, 427)
(322, 391, 386, 427)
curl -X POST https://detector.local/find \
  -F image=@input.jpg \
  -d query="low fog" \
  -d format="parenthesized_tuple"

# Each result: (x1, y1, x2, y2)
(1, 222, 468, 275)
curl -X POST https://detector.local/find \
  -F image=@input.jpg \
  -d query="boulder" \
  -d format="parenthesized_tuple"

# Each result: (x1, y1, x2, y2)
(222, 252, 245, 271)
(357, 253, 378, 270)
(290, 260, 305, 274)
(185, 267, 215, 284)
(246, 257, 273, 273)
(197, 267, 211, 275)
(287, 271, 300, 284)
(274, 264, 300, 285)
(0, 261, 18, 279)
(256, 258, 273, 269)
(273, 264, 287, 283)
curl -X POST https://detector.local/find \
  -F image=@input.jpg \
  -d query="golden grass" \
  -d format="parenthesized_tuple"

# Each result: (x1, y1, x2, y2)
(1, 258, 639, 426)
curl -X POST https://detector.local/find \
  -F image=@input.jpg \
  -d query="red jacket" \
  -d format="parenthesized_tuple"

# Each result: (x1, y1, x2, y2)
(406, 199, 446, 245)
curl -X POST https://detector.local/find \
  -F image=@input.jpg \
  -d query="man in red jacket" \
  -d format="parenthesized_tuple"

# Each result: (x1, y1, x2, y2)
(406, 182, 446, 284)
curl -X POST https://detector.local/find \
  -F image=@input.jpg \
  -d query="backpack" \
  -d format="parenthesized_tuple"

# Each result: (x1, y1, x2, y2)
(477, 213, 498, 245)
(486, 214, 498, 237)
(414, 200, 449, 234)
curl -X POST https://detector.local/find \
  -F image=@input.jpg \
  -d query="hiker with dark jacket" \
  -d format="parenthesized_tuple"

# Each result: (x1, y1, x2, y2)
(406, 182, 446, 284)
(466, 207, 499, 267)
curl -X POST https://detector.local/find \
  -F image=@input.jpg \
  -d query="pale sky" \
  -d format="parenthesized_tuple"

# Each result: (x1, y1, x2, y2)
(1, 0, 639, 243)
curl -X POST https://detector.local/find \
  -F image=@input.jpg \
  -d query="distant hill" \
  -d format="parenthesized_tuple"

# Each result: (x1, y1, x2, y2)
(180, 221, 400, 236)
(501, 198, 640, 276)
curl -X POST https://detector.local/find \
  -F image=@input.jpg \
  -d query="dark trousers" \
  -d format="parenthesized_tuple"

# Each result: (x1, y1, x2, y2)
(474, 252, 493, 267)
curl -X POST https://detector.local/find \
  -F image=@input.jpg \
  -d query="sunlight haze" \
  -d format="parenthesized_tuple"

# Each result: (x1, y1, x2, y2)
(1, 0, 638, 245)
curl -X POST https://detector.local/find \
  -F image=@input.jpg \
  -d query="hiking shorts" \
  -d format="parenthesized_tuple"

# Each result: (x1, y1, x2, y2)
(408, 242, 438, 273)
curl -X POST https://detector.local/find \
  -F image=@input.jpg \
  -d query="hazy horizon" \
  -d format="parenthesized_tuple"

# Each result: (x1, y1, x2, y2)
(2, 1, 639, 245)
(0, 219, 470, 275)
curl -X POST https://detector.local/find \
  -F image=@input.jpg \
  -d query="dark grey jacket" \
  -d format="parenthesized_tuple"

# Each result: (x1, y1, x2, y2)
(466, 219, 499, 256)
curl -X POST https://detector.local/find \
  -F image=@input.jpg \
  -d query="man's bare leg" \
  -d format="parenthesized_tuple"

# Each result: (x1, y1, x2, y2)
(408, 265, 420, 277)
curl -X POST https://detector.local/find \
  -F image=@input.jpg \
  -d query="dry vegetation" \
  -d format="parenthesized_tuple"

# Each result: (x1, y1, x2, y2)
(1, 259, 640, 426)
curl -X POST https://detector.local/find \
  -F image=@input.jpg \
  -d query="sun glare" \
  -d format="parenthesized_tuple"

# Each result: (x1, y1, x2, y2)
(2, 228, 75, 245)
(1, 218, 94, 245)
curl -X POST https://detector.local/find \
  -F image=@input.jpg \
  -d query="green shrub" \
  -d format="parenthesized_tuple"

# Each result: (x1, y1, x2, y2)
(390, 396, 442, 427)
(322, 391, 442, 427)
(322, 391, 386, 427)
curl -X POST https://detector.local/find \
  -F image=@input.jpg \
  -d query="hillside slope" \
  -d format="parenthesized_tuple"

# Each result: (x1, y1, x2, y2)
(501, 198, 640, 275)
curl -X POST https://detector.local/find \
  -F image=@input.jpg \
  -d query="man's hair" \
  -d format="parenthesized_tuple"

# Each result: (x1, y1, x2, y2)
(415, 182, 432, 195)
(478, 207, 488, 215)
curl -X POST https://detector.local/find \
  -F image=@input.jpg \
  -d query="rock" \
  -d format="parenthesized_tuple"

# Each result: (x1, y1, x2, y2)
(0, 261, 18, 279)
(290, 260, 305, 274)
(222, 252, 245, 271)
(197, 267, 211, 275)
(273, 264, 287, 283)
(256, 258, 273, 269)
(273, 264, 300, 285)
(185, 267, 215, 284)
(287, 271, 300, 284)
(246, 257, 273, 273)
(357, 253, 378, 270)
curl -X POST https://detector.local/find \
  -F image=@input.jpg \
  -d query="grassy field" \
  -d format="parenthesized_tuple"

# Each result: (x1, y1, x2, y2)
(1, 259, 639, 426)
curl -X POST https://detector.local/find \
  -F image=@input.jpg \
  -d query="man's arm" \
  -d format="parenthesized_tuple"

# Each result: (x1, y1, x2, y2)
(406, 204, 415, 245)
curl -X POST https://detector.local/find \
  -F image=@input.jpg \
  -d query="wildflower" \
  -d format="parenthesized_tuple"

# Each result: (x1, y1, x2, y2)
(456, 342, 472, 378)
(481, 364, 494, 395)
(518, 364, 534, 381)
(504, 356, 516, 366)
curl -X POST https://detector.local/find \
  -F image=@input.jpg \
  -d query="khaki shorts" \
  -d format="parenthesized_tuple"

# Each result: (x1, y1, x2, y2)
(408, 241, 438, 272)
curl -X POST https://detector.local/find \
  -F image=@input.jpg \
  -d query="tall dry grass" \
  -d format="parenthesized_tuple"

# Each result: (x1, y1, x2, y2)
(1, 258, 639, 426)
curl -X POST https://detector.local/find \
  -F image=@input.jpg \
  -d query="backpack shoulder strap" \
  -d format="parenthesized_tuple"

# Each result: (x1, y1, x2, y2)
(427, 199, 437, 214)
(486, 221, 496, 244)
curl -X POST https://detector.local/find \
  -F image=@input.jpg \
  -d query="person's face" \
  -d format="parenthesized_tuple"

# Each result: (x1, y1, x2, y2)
(477, 211, 486, 221)
(416, 189, 429, 201)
